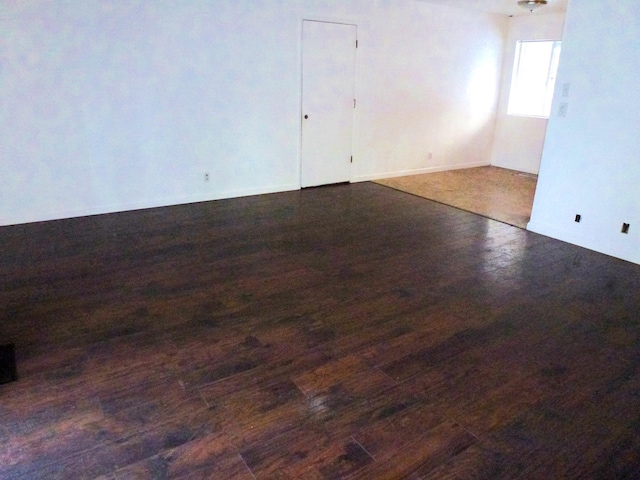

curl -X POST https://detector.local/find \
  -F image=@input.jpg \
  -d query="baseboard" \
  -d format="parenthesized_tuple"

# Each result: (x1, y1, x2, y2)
(526, 220, 563, 240)
(352, 161, 490, 183)
(490, 162, 540, 176)
(490, 164, 540, 176)
(527, 220, 639, 265)
(527, 220, 602, 251)
(0, 183, 300, 227)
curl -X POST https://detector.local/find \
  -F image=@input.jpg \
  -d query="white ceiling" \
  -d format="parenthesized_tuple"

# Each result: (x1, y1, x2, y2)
(414, 0, 568, 16)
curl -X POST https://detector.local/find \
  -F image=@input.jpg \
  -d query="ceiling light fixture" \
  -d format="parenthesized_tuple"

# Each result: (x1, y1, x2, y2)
(518, 0, 548, 12)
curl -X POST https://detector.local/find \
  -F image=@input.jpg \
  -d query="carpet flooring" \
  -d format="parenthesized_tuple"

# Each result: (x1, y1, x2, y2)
(374, 166, 537, 229)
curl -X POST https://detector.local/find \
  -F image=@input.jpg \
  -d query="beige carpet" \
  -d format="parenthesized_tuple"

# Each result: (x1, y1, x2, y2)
(374, 166, 537, 229)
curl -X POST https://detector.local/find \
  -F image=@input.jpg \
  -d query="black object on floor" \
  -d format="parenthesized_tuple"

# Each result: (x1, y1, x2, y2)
(0, 343, 18, 384)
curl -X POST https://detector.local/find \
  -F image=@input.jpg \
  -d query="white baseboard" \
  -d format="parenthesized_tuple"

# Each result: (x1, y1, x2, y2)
(527, 220, 639, 265)
(352, 161, 490, 182)
(0, 183, 300, 227)
(491, 163, 540, 175)
(526, 220, 567, 239)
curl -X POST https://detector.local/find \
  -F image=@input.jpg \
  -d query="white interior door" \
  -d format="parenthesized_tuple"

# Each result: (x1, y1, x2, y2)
(301, 21, 356, 188)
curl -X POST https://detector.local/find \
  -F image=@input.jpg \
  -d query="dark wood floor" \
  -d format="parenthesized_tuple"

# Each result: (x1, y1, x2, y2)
(1, 183, 640, 479)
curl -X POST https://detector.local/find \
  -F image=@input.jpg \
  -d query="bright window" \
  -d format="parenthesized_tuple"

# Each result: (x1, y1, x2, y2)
(507, 40, 562, 118)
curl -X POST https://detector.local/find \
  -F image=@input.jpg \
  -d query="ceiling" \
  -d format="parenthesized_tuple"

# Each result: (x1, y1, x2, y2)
(414, 0, 568, 16)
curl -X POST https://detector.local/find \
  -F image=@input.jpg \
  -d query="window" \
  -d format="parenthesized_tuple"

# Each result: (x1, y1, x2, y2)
(507, 40, 562, 118)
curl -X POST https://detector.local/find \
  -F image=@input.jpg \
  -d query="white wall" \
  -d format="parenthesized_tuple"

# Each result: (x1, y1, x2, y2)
(490, 13, 565, 174)
(353, 2, 506, 181)
(529, 0, 640, 264)
(0, 0, 507, 226)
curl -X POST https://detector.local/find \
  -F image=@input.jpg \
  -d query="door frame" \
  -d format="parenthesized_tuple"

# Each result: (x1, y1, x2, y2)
(298, 16, 360, 188)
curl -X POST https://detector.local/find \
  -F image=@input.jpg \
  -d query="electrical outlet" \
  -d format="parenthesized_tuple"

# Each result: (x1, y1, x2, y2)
(204, 173, 209, 182)
(428, 152, 433, 160)
(562, 83, 570, 97)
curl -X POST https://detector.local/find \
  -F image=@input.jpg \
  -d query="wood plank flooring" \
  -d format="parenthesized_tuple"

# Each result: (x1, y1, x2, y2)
(1, 182, 640, 479)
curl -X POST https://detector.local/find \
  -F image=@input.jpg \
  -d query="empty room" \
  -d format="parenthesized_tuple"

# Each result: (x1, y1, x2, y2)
(1, 1, 640, 479)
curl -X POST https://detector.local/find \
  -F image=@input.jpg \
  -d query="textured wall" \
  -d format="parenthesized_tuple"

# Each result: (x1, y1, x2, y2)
(1, 0, 507, 225)
(490, 13, 566, 174)
(529, 0, 640, 264)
